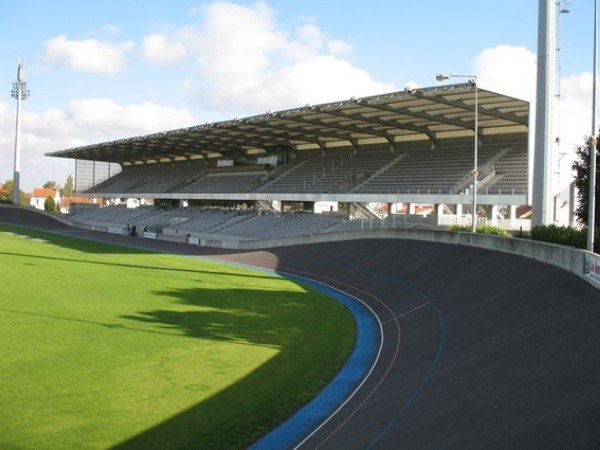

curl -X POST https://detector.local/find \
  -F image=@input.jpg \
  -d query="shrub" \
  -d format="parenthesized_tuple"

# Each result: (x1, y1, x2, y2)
(448, 224, 512, 237)
(44, 196, 59, 213)
(529, 224, 599, 252)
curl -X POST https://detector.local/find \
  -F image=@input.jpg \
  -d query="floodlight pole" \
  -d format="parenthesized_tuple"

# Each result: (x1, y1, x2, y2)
(11, 59, 30, 206)
(436, 73, 478, 232)
(588, 0, 598, 252)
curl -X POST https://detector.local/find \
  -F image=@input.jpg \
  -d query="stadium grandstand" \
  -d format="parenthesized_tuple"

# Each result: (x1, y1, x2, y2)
(47, 84, 530, 241)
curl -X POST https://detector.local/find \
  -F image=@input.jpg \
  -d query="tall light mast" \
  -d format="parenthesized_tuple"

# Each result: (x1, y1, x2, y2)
(532, 0, 556, 226)
(11, 59, 30, 205)
(588, 0, 598, 252)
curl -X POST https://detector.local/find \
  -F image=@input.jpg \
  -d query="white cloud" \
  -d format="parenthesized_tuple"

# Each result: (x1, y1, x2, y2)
(562, 71, 595, 109)
(67, 98, 195, 136)
(195, 1, 285, 86)
(327, 39, 353, 55)
(142, 33, 187, 66)
(473, 45, 537, 101)
(296, 23, 326, 51)
(39, 34, 134, 74)
(403, 81, 421, 91)
(559, 71, 595, 145)
(84, 24, 122, 37)
(183, 1, 392, 114)
(0, 99, 195, 191)
(471, 44, 593, 192)
(263, 55, 394, 108)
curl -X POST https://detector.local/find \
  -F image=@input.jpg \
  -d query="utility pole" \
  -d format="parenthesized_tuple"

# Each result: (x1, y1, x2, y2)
(11, 59, 30, 205)
(588, 0, 598, 252)
(532, 0, 556, 226)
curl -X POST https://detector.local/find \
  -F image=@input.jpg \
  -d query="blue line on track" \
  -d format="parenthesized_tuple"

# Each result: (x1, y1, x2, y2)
(249, 273, 379, 450)
(272, 258, 446, 449)
(367, 290, 445, 449)
(333, 266, 446, 449)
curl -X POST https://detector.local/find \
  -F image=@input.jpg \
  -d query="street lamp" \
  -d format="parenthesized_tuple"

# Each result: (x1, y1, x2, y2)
(588, 0, 597, 252)
(436, 73, 478, 232)
(11, 59, 30, 206)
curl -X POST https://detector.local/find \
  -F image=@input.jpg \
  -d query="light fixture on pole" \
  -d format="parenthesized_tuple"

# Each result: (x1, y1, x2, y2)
(559, 0, 571, 14)
(11, 59, 30, 206)
(436, 73, 478, 232)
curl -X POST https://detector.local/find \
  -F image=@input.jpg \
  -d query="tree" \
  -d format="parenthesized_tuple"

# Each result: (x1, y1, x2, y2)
(572, 137, 600, 227)
(0, 179, 29, 205)
(44, 196, 59, 213)
(0, 180, 11, 203)
(61, 175, 74, 197)
(43, 181, 58, 189)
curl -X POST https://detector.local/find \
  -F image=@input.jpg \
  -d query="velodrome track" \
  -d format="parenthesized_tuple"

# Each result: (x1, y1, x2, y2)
(2, 207, 599, 449)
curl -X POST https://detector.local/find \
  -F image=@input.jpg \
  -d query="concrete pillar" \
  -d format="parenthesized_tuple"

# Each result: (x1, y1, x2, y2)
(532, 0, 555, 226)
(436, 204, 445, 226)
(456, 203, 463, 225)
(490, 205, 499, 226)
(569, 182, 577, 227)
(510, 205, 518, 229)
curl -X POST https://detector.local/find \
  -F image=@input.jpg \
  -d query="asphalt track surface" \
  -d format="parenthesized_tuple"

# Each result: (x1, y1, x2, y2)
(2, 207, 599, 449)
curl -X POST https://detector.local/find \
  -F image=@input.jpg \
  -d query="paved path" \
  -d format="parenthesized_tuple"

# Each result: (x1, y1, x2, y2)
(2, 207, 599, 449)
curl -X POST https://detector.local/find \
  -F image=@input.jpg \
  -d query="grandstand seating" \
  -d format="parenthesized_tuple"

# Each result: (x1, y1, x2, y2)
(179, 169, 267, 194)
(90, 141, 527, 199)
(68, 205, 166, 230)
(257, 146, 395, 194)
(165, 211, 347, 239)
(72, 138, 529, 235)
(85, 139, 527, 198)
(129, 160, 211, 193)
(480, 145, 528, 194)
(68, 205, 427, 240)
(89, 166, 164, 193)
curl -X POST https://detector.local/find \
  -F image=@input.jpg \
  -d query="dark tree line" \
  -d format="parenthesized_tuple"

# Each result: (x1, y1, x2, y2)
(572, 137, 600, 227)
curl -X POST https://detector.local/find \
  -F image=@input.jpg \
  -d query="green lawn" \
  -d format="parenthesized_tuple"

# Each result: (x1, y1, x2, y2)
(0, 225, 355, 449)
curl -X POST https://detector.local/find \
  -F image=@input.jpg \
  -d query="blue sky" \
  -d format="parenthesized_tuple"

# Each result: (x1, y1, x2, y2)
(0, 0, 596, 191)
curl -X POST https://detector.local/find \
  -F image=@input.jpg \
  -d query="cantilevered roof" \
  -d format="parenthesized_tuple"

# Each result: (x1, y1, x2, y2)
(46, 83, 529, 166)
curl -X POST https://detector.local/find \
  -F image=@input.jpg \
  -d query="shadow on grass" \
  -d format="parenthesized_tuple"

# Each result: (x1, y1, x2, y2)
(1, 208, 353, 448)
(111, 284, 352, 449)
(121, 285, 308, 347)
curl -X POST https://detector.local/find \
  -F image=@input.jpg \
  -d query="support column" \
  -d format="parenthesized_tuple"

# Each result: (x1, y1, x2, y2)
(489, 205, 499, 227)
(510, 205, 518, 229)
(456, 203, 463, 225)
(436, 203, 445, 226)
(532, 0, 555, 226)
(569, 182, 577, 227)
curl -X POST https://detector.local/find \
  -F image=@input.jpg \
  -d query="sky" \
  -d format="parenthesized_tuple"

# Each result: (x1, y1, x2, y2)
(0, 0, 596, 193)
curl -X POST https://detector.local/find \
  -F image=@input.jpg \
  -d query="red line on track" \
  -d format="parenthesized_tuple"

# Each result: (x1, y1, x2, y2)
(277, 266, 402, 449)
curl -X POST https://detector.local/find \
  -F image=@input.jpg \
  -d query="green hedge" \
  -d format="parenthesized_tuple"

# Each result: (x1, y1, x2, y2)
(448, 224, 512, 237)
(529, 224, 599, 253)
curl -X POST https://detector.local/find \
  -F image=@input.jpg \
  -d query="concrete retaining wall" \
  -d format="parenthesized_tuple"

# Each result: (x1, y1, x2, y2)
(15, 204, 592, 289)
(176, 228, 597, 289)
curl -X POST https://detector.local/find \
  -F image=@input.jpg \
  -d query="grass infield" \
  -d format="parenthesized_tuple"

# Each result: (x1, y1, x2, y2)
(0, 225, 355, 449)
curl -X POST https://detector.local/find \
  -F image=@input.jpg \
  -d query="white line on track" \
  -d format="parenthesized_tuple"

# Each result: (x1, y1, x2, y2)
(284, 271, 385, 450)
(277, 267, 402, 450)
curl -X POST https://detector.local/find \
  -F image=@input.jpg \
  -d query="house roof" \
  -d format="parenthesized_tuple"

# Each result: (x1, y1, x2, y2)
(32, 188, 59, 198)
(45, 83, 529, 167)
(60, 196, 93, 207)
